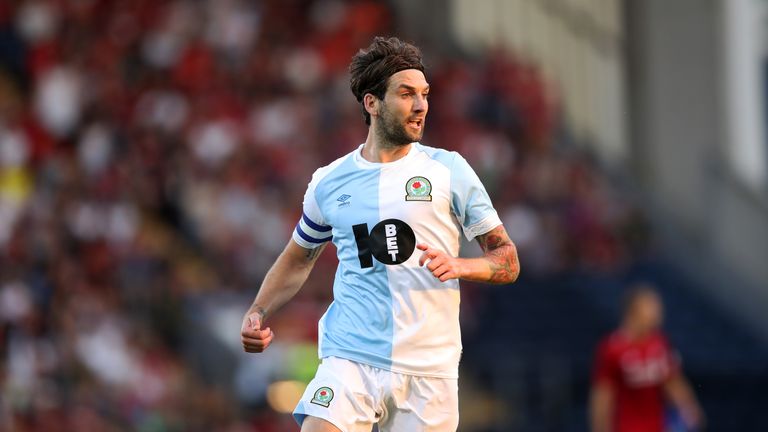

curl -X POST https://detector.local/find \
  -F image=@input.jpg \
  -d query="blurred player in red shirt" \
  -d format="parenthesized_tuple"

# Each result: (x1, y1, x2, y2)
(590, 284, 704, 432)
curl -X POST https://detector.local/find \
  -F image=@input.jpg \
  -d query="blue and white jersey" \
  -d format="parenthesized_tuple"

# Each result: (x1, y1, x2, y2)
(292, 143, 502, 378)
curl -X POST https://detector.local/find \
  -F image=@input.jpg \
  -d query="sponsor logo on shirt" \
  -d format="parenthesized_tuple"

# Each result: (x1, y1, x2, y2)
(352, 219, 416, 268)
(620, 349, 672, 387)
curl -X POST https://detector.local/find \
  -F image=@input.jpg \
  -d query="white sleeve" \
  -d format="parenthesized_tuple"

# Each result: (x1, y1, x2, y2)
(292, 173, 332, 249)
(450, 153, 503, 240)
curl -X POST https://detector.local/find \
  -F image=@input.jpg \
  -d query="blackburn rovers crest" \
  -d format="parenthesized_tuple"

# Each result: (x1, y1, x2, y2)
(311, 386, 334, 407)
(405, 176, 432, 201)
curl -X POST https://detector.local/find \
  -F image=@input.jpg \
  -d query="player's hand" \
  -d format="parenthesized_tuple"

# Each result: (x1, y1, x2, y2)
(681, 406, 706, 431)
(241, 307, 274, 353)
(417, 243, 464, 282)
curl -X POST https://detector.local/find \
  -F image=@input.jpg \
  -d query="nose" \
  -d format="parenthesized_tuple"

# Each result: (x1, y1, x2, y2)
(413, 94, 427, 113)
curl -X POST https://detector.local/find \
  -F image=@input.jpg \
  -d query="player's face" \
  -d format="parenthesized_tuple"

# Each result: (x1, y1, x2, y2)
(633, 292, 663, 331)
(376, 69, 429, 146)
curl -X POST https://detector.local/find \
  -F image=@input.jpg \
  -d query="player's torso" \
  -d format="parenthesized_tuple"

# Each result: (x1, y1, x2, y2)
(312, 144, 464, 377)
(610, 334, 671, 432)
(615, 335, 674, 389)
(316, 146, 459, 278)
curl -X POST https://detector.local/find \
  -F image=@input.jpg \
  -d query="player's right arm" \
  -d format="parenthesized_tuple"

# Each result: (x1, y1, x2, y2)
(589, 382, 614, 432)
(240, 240, 327, 353)
(590, 341, 616, 432)
(242, 167, 332, 353)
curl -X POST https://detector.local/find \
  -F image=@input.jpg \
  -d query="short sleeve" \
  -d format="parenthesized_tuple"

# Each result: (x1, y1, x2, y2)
(450, 153, 502, 240)
(592, 340, 619, 387)
(292, 173, 332, 249)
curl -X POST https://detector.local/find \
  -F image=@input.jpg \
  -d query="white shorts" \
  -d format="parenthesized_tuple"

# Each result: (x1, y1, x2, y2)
(293, 356, 459, 432)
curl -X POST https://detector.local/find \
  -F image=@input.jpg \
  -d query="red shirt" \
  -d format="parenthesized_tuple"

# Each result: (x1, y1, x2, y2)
(592, 330, 680, 432)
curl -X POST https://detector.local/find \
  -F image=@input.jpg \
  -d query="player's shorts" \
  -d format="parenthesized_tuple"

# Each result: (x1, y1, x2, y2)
(293, 356, 459, 432)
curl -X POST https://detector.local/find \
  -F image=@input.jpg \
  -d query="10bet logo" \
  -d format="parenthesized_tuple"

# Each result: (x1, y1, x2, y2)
(352, 219, 416, 268)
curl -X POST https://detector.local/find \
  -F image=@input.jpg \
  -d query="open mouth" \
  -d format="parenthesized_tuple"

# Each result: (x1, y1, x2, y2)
(407, 118, 423, 130)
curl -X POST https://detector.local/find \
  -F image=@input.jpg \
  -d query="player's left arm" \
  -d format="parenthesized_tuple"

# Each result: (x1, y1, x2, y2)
(417, 224, 519, 284)
(664, 374, 705, 429)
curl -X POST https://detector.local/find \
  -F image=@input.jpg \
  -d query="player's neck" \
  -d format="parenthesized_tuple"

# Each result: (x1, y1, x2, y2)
(361, 128, 412, 163)
(620, 322, 654, 340)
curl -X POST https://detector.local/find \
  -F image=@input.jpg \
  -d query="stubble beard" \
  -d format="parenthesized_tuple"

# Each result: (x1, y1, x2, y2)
(376, 103, 423, 149)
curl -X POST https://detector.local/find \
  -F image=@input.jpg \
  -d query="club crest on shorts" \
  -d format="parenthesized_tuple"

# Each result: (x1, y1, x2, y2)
(311, 386, 334, 407)
(405, 176, 432, 201)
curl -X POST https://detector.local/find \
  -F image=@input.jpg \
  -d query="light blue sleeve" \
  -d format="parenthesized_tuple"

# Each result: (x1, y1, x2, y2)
(450, 153, 503, 240)
(292, 171, 333, 249)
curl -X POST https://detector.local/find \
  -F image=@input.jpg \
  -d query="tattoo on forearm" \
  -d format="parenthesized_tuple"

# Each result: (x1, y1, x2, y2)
(477, 226, 519, 284)
(305, 246, 324, 260)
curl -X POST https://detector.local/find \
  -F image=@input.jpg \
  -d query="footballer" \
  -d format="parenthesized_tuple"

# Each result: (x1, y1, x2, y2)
(241, 36, 520, 432)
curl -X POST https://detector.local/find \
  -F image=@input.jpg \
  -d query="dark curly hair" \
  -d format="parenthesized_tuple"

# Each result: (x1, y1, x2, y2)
(349, 36, 425, 125)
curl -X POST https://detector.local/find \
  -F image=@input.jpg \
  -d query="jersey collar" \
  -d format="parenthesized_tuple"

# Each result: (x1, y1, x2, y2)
(353, 142, 419, 169)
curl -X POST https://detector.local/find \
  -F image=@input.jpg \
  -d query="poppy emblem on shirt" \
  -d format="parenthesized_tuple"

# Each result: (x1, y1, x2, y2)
(311, 386, 334, 407)
(405, 176, 432, 201)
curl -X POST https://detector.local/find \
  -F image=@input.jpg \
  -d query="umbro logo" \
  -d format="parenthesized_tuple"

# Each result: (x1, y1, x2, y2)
(337, 194, 351, 207)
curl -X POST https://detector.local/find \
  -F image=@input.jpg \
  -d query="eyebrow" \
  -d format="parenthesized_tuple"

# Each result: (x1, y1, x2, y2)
(397, 84, 430, 92)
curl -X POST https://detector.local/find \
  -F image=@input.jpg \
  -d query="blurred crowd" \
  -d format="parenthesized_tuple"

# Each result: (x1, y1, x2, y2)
(0, 0, 650, 431)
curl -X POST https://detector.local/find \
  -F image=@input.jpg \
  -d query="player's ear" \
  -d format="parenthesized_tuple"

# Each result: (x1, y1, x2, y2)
(363, 93, 379, 119)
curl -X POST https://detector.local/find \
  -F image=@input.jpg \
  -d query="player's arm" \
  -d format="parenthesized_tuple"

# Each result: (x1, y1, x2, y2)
(589, 381, 614, 432)
(663, 374, 705, 430)
(240, 240, 327, 353)
(417, 224, 519, 284)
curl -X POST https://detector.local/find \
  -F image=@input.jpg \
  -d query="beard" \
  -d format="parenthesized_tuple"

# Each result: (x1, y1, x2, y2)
(376, 103, 423, 147)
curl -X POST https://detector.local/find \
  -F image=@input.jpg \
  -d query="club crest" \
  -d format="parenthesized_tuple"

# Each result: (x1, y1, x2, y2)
(310, 386, 334, 407)
(405, 176, 432, 201)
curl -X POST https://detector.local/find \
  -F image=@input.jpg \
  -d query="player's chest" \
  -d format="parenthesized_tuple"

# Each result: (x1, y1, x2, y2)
(618, 345, 671, 387)
(318, 167, 452, 229)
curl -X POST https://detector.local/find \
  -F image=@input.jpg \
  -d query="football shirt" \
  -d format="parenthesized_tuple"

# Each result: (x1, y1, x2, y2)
(293, 142, 502, 378)
(592, 330, 681, 432)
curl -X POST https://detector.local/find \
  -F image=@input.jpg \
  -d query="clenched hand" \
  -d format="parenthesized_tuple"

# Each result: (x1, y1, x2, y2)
(241, 308, 274, 353)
